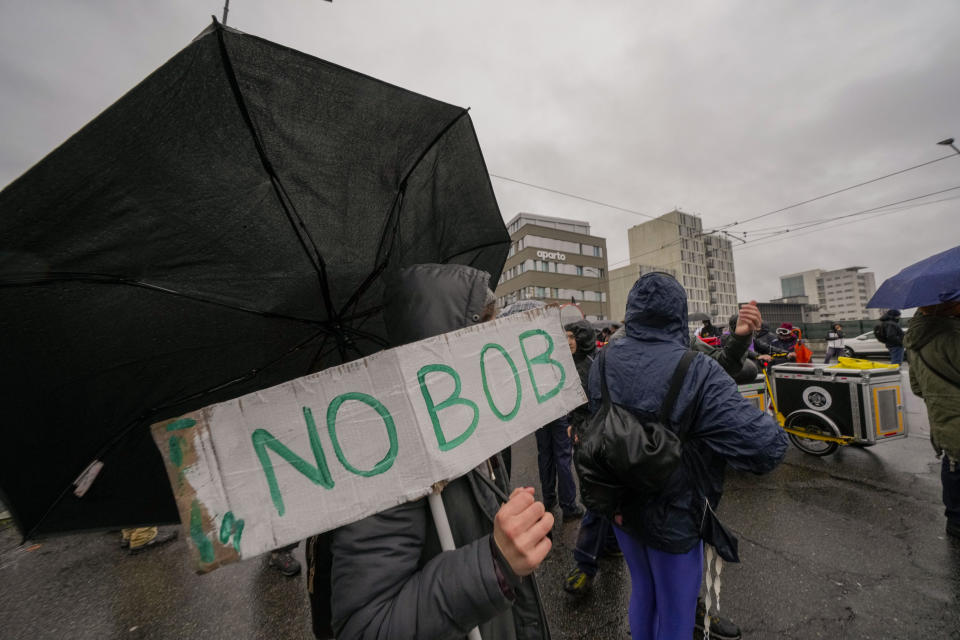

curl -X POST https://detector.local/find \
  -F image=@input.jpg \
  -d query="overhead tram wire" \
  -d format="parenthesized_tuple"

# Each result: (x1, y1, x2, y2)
(732, 184, 960, 252)
(492, 160, 959, 303)
(489, 174, 658, 220)
(710, 152, 960, 232)
(525, 186, 960, 296)
(730, 191, 960, 237)
(493, 153, 958, 240)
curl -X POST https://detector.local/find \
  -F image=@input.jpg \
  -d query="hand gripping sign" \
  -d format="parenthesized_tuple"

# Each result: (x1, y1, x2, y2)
(151, 307, 587, 573)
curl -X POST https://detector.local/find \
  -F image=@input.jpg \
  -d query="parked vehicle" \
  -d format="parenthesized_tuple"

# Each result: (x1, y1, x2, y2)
(842, 329, 908, 358)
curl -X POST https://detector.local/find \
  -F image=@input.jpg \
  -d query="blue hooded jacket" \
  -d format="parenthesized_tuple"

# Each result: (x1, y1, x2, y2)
(587, 272, 786, 554)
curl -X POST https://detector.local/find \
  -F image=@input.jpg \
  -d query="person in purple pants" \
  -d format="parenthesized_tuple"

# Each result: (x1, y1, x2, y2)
(580, 273, 787, 640)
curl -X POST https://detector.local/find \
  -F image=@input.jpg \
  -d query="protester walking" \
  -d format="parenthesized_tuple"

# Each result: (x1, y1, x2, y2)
(561, 320, 618, 596)
(903, 301, 960, 540)
(577, 273, 787, 640)
(879, 309, 906, 364)
(824, 323, 845, 363)
(310, 263, 552, 640)
(535, 318, 584, 520)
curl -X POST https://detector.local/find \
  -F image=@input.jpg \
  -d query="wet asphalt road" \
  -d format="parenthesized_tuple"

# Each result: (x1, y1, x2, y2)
(2, 366, 958, 639)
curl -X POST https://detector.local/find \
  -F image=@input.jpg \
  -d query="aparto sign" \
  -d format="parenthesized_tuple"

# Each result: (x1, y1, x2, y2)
(536, 249, 566, 262)
(151, 308, 586, 573)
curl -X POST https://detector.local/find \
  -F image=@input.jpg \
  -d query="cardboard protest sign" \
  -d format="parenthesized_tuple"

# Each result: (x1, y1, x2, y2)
(150, 307, 587, 573)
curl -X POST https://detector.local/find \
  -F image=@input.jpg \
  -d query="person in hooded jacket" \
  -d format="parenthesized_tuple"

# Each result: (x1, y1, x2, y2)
(904, 301, 960, 539)
(753, 323, 773, 356)
(315, 264, 553, 640)
(583, 272, 787, 640)
(879, 309, 906, 364)
(561, 320, 621, 596)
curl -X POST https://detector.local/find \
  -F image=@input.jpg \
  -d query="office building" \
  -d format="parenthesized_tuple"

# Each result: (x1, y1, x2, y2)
(778, 266, 880, 321)
(609, 210, 739, 325)
(495, 213, 610, 319)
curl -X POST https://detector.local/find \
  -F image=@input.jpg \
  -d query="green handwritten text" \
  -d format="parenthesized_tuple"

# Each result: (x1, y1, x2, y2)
(480, 343, 522, 421)
(251, 407, 335, 517)
(327, 392, 398, 477)
(418, 364, 480, 451)
(519, 329, 566, 403)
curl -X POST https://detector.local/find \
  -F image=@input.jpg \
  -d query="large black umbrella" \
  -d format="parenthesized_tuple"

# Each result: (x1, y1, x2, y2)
(0, 21, 509, 538)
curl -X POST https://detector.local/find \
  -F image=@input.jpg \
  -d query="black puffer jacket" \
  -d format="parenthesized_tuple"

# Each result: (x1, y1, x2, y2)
(880, 310, 904, 347)
(320, 263, 550, 640)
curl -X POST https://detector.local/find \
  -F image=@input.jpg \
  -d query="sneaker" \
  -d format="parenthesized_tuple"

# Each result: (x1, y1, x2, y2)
(947, 520, 960, 540)
(269, 549, 302, 577)
(128, 528, 178, 554)
(694, 598, 741, 640)
(563, 567, 593, 596)
(562, 505, 585, 522)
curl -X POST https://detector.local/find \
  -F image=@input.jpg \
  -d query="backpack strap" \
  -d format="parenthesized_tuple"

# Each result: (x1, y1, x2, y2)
(597, 348, 611, 408)
(660, 350, 698, 424)
(599, 347, 695, 421)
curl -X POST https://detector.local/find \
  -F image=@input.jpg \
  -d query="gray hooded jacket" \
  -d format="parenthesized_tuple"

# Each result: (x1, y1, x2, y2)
(326, 263, 550, 640)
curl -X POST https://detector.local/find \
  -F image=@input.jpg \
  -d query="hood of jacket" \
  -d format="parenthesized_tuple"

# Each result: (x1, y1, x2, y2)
(624, 272, 689, 346)
(904, 314, 960, 352)
(880, 310, 901, 322)
(565, 319, 597, 358)
(382, 263, 490, 347)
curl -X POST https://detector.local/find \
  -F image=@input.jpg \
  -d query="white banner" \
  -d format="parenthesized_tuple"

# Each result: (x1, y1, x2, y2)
(150, 307, 587, 573)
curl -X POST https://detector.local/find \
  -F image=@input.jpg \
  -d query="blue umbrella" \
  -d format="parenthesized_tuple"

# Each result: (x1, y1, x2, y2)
(867, 245, 960, 309)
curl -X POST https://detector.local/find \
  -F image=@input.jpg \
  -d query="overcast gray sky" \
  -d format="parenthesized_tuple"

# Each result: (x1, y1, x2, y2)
(2, 0, 958, 305)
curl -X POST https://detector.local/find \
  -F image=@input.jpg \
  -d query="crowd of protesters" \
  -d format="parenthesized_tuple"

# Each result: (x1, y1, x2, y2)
(295, 267, 791, 640)
(109, 262, 927, 640)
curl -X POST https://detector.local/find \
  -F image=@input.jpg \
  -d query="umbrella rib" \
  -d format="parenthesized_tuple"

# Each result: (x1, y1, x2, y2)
(337, 109, 470, 322)
(442, 239, 512, 264)
(0, 272, 323, 325)
(337, 188, 405, 319)
(214, 24, 342, 357)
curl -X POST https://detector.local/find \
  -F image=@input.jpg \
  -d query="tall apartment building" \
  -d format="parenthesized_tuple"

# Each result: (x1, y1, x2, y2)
(607, 263, 679, 321)
(778, 267, 880, 321)
(495, 213, 610, 319)
(608, 210, 738, 324)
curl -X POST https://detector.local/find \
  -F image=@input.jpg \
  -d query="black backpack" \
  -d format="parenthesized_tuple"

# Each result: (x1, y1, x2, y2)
(574, 349, 696, 519)
(873, 323, 886, 344)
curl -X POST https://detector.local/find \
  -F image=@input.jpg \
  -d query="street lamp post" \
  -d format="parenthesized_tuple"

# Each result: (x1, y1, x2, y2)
(937, 137, 960, 155)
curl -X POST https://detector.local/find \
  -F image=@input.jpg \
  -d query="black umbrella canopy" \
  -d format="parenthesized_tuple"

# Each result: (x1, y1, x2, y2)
(0, 22, 508, 538)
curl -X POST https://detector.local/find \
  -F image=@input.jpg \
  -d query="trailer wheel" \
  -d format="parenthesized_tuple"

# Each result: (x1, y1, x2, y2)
(785, 411, 841, 457)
